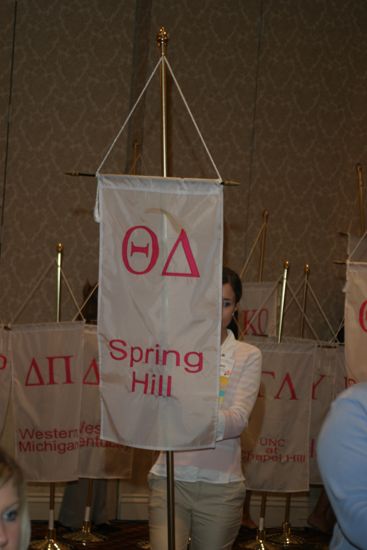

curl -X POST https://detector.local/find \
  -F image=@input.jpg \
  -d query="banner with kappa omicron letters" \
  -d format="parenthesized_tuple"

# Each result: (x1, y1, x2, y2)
(96, 174, 223, 450)
(0, 327, 11, 436)
(10, 322, 85, 482)
(345, 261, 367, 382)
(239, 282, 278, 337)
(242, 339, 315, 492)
(79, 325, 133, 478)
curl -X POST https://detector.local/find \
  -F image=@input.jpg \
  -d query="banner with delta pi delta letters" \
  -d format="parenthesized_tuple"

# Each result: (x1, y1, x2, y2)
(242, 339, 315, 492)
(10, 322, 84, 482)
(345, 261, 367, 382)
(0, 328, 11, 436)
(79, 325, 132, 478)
(96, 174, 223, 450)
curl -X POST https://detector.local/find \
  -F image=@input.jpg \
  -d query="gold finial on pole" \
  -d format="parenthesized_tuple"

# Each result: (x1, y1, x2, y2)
(157, 26, 169, 53)
(356, 163, 365, 236)
(157, 27, 169, 177)
(277, 260, 289, 344)
(258, 210, 269, 282)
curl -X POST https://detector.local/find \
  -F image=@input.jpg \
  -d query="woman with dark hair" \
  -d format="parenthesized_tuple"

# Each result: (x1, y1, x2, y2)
(148, 267, 262, 550)
(0, 447, 31, 550)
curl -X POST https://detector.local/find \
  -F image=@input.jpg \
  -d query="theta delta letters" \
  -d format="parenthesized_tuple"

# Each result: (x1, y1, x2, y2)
(109, 338, 203, 398)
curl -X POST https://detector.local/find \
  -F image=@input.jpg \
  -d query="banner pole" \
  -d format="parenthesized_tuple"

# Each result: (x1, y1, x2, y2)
(29, 243, 72, 550)
(300, 264, 310, 338)
(269, 261, 305, 547)
(257, 210, 269, 282)
(157, 26, 176, 550)
(356, 163, 365, 236)
(277, 260, 289, 344)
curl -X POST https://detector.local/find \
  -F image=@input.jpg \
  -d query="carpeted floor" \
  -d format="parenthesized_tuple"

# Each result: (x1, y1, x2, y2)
(30, 520, 331, 549)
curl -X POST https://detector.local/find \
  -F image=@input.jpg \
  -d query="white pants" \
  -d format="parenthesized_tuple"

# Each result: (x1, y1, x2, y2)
(148, 475, 246, 550)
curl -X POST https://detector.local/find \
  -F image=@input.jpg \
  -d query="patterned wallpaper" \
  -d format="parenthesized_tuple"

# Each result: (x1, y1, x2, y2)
(0, 0, 366, 340)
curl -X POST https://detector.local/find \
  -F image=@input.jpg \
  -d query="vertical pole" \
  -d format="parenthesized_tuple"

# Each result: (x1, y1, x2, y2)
(277, 260, 289, 344)
(51, 243, 63, 534)
(258, 210, 268, 282)
(356, 163, 365, 236)
(56, 243, 63, 323)
(300, 264, 310, 338)
(158, 27, 168, 178)
(157, 27, 175, 550)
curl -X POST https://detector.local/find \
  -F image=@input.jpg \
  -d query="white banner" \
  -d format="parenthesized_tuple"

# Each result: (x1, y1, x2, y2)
(345, 262, 367, 382)
(240, 282, 278, 337)
(242, 339, 315, 492)
(11, 322, 84, 482)
(309, 345, 339, 484)
(79, 326, 133, 478)
(0, 328, 11, 436)
(97, 175, 223, 450)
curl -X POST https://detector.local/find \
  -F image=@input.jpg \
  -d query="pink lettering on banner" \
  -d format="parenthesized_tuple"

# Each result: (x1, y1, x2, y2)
(258, 371, 298, 400)
(274, 373, 297, 400)
(242, 308, 268, 336)
(25, 356, 75, 386)
(311, 374, 326, 400)
(162, 229, 200, 277)
(122, 225, 159, 275)
(83, 358, 100, 385)
(121, 225, 200, 278)
(131, 371, 172, 397)
(0, 354, 7, 370)
(359, 300, 367, 332)
(108, 338, 203, 398)
(108, 339, 203, 373)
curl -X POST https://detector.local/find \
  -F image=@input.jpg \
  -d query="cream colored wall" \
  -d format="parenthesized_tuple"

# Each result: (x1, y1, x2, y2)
(1, 0, 366, 335)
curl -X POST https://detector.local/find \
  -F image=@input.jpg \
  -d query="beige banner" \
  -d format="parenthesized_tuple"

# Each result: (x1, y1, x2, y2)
(242, 339, 315, 492)
(97, 175, 223, 450)
(345, 262, 367, 382)
(11, 322, 84, 482)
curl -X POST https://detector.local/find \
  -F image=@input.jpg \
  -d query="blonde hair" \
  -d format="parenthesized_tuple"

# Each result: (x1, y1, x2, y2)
(0, 448, 31, 549)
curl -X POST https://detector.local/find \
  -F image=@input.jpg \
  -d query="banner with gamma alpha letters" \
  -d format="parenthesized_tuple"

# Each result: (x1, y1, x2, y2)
(96, 174, 223, 450)
(242, 338, 315, 492)
(10, 322, 84, 482)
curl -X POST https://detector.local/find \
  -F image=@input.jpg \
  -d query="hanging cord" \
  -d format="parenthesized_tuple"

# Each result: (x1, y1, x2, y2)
(163, 57, 222, 181)
(96, 57, 163, 176)
(347, 231, 367, 260)
(10, 257, 55, 324)
(0, 1, 18, 258)
(72, 282, 99, 322)
(329, 317, 344, 345)
(282, 273, 304, 317)
(285, 282, 320, 341)
(59, 268, 83, 318)
(239, 218, 268, 279)
(306, 281, 336, 340)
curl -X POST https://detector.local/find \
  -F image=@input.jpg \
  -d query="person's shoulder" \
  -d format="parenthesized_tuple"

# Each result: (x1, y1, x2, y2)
(335, 382, 367, 411)
(234, 339, 262, 359)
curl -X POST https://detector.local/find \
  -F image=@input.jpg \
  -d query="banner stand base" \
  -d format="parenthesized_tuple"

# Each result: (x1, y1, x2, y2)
(29, 529, 73, 550)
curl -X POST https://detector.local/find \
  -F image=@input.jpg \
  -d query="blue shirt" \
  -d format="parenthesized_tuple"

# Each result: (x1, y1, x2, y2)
(317, 383, 367, 549)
